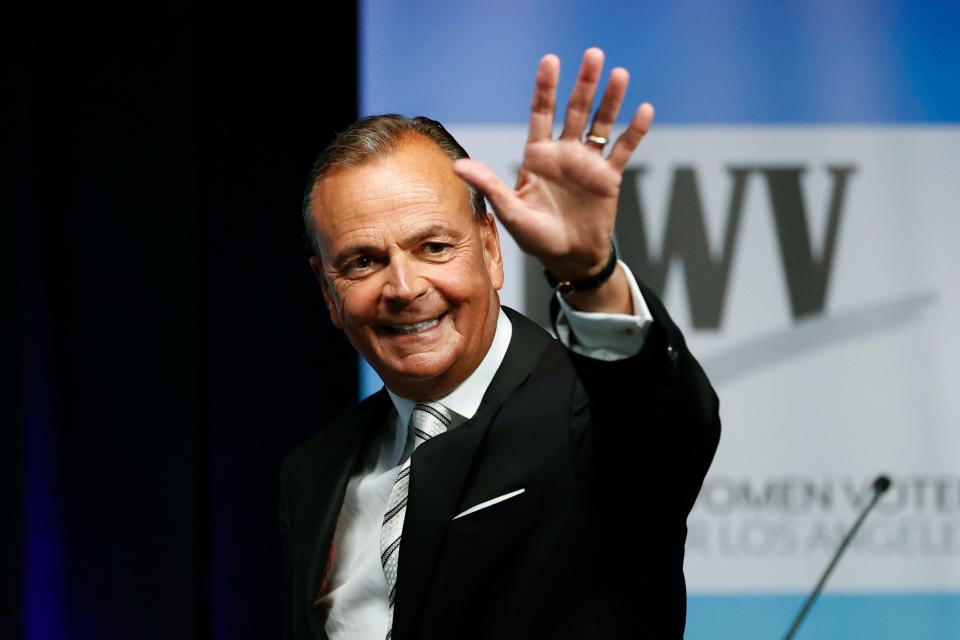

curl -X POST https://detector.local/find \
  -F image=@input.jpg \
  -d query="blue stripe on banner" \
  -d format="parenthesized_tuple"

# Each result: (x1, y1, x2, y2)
(686, 593, 960, 639)
(361, 0, 960, 123)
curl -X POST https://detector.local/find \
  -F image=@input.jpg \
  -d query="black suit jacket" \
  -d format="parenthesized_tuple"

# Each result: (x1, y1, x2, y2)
(279, 284, 720, 639)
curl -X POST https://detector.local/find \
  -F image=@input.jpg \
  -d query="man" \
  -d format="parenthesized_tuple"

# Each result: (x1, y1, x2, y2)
(281, 48, 720, 639)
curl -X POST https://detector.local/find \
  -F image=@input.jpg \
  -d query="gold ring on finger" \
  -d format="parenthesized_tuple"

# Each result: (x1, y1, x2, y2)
(584, 133, 609, 148)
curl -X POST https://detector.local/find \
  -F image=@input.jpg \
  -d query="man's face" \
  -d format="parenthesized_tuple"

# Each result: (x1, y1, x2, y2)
(308, 136, 504, 401)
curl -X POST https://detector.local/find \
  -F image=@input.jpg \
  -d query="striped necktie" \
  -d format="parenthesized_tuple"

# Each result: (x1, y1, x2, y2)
(381, 402, 452, 639)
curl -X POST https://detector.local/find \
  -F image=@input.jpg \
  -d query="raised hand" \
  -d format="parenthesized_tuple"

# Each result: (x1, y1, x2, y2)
(453, 47, 654, 292)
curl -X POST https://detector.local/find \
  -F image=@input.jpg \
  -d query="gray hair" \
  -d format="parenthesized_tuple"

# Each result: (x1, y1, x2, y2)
(301, 114, 488, 257)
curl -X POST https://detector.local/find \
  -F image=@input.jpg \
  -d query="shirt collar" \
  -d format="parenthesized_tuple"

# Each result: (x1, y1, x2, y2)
(387, 306, 513, 427)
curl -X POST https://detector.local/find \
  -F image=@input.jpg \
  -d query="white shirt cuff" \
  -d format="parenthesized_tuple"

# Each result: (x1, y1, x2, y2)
(554, 260, 653, 361)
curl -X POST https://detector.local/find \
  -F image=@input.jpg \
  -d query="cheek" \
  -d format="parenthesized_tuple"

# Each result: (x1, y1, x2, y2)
(436, 270, 480, 304)
(437, 263, 494, 308)
(337, 284, 379, 326)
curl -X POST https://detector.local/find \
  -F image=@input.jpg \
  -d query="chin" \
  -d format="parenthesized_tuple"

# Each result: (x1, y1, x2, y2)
(379, 355, 459, 391)
(397, 358, 456, 382)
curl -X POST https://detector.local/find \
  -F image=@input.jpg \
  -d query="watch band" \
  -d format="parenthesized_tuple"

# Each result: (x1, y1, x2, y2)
(543, 239, 618, 294)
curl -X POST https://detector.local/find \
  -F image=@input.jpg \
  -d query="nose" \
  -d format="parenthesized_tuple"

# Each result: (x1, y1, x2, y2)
(382, 254, 427, 304)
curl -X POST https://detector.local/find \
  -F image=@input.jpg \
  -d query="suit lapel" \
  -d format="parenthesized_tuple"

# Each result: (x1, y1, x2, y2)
(305, 388, 392, 615)
(392, 306, 552, 639)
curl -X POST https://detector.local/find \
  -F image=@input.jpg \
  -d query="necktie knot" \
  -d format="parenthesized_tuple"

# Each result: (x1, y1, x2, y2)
(409, 401, 451, 445)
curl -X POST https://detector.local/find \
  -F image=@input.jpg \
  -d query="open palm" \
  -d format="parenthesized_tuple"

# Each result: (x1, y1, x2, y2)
(454, 48, 655, 281)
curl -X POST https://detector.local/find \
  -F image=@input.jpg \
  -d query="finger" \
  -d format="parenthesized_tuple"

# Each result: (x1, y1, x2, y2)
(528, 54, 560, 144)
(559, 47, 604, 141)
(608, 102, 655, 173)
(452, 158, 522, 225)
(584, 67, 629, 154)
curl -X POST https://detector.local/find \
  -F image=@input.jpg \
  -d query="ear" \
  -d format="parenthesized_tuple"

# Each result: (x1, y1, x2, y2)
(480, 213, 504, 290)
(310, 255, 342, 329)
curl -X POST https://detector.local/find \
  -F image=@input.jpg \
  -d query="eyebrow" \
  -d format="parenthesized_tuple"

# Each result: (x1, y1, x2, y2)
(332, 223, 460, 267)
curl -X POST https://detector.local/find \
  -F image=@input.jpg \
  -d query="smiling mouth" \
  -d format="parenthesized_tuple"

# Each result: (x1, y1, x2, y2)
(382, 313, 446, 335)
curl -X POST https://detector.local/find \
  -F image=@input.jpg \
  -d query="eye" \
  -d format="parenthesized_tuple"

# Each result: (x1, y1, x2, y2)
(346, 255, 372, 271)
(423, 242, 448, 255)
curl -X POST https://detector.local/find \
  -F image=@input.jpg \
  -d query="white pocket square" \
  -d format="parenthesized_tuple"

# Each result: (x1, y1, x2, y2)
(453, 488, 525, 520)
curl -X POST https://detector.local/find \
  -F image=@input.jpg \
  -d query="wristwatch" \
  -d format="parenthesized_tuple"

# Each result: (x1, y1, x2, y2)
(543, 238, 618, 295)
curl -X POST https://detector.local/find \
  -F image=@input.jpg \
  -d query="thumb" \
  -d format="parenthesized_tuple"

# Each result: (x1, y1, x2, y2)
(453, 158, 519, 224)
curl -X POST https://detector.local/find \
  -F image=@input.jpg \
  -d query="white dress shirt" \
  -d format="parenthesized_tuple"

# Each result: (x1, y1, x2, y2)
(319, 262, 652, 639)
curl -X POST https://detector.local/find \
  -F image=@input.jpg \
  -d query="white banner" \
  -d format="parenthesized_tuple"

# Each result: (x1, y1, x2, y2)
(452, 124, 960, 592)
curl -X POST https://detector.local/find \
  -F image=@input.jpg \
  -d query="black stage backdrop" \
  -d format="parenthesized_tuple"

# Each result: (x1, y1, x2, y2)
(9, 1, 359, 638)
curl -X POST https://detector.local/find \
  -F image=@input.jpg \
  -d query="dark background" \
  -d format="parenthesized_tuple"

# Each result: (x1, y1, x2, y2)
(7, 1, 360, 637)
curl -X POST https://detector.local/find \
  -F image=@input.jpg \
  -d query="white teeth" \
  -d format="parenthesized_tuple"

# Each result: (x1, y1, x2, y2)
(389, 318, 439, 334)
